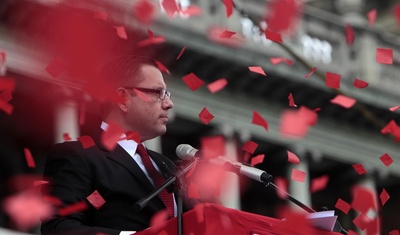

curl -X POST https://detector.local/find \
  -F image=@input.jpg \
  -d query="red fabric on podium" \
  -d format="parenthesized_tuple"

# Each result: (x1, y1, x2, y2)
(136, 203, 342, 235)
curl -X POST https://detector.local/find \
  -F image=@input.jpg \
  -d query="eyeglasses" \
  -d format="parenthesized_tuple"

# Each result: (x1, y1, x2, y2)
(123, 87, 171, 100)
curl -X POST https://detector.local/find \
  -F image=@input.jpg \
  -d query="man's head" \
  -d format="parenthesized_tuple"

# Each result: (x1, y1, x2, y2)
(99, 55, 174, 141)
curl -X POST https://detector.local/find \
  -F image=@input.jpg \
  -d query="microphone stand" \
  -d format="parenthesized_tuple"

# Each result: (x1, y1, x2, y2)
(133, 158, 198, 235)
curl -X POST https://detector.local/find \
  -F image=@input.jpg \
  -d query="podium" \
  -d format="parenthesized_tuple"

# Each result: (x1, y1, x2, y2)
(136, 203, 342, 235)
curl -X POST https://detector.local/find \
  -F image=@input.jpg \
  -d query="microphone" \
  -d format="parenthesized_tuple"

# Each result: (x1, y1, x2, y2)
(176, 144, 201, 160)
(175, 144, 272, 184)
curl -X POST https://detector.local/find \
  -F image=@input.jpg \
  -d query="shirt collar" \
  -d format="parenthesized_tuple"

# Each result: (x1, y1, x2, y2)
(100, 121, 144, 150)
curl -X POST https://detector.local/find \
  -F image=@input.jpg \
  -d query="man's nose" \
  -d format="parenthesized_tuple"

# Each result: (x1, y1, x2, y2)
(163, 96, 174, 110)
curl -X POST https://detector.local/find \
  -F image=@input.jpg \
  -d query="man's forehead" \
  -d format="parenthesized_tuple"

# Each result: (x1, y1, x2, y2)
(135, 70, 166, 87)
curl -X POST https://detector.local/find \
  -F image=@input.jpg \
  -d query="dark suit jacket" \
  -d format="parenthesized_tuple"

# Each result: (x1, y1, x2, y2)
(41, 130, 178, 235)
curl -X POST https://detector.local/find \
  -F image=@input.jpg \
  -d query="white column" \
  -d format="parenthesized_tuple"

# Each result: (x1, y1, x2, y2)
(287, 145, 311, 211)
(335, 0, 367, 25)
(54, 88, 80, 144)
(144, 136, 162, 153)
(217, 124, 241, 210)
(354, 175, 380, 235)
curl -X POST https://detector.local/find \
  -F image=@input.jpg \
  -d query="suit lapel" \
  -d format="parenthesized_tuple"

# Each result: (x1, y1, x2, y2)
(148, 150, 174, 180)
(91, 129, 155, 192)
(107, 146, 155, 192)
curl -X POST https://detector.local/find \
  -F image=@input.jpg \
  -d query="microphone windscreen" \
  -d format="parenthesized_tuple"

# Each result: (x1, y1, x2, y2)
(176, 144, 197, 160)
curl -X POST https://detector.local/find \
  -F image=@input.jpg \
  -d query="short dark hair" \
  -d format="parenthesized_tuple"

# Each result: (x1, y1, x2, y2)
(98, 55, 158, 118)
(99, 55, 158, 89)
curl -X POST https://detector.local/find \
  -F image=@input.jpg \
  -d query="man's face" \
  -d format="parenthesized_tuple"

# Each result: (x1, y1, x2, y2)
(124, 64, 174, 141)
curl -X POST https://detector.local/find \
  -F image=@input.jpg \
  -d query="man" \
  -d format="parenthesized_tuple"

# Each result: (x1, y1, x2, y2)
(41, 55, 176, 235)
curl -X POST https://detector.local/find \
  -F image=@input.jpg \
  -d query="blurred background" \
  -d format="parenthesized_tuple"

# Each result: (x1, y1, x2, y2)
(1, 0, 400, 234)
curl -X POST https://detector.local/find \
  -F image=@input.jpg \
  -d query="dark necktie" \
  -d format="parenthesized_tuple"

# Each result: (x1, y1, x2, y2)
(136, 144, 174, 217)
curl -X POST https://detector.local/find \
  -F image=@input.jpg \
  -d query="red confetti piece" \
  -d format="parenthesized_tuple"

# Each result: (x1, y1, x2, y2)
(155, 60, 170, 75)
(150, 210, 169, 227)
(3, 192, 53, 230)
(101, 121, 126, 150)
(0, 99, 13, 115)
(394, 4, 400, 27)
(219, 30, 236, 38)
(63, 133, 72, 142)
(330, 95, 356, 109)
(242, 141, 258, 154)
(291, 168, 306, 182)
(389, 230, 400, 235)
(280, 110, 309, 138)
(0, 89, 12, 103)
(305, 67, 317, 78)
(345, 24, 355, 45)
(188, 182, 201, 199)
(264, 0, 300, 33)
(124, 131, 141, 143)
(379, 153, 393, 167)
(351, 186, 377, 213)
(310, 175, 329, 193)
(270, 57, 294, 65)
(93, 11, 108, 21)
(0, 50, 6, 62)
(335, 198, 351, 214)
(0, 77, 15, 91)
(287, 151, 300, 164)
(381, 120, 400, 141)
(79, 102, 86, 126)
(326, 72, 341, 89)
(279, 106, 318, 138)
(59, 201, 88, 216)
(353, 213, 372, 231)
(133, 0, 155, 24)
(288, 93, 296, 107)
(353, 78, 369, 89)
(379, 188, 390, 206)
(207, 27, 244, 47)
(252, 111, 268, 132)
(376, 48, 393, 64)
(176, 46, 187, 60)
(78, 135, 95, 149)
(45, 58, 65, 78)
(148, 29, 154, 38)
(207, 78, 228, 93)
(161, 0, 179, 18)
(265, 29, 283, 43)
(367, 9, 377, 27)
(133, 88, 151, 102)
(248, 66, 266, 76)
(182, 73, 205, 91)
(222, 0, 233, 18)
(181, 5, 203, 17)
(389, 105, 400, 112)
(87, 190, 106, 209)
(274, 177, 288, 199)
(250, 154, 265, 166)
(114, 26, 128, 40)
(136, 36, 166, 47)
(199, 107, 214, 125)
(83, 78, 117, 104)
(34, 180, 49, 187)
(24, 148, 36, 168)
(200, 136, 225, 160)
(42, 195, 62, 206)
(352, 163, 366, 175)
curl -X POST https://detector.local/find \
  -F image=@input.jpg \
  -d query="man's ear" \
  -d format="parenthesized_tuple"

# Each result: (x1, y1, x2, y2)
(116, 88, 129, 113)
